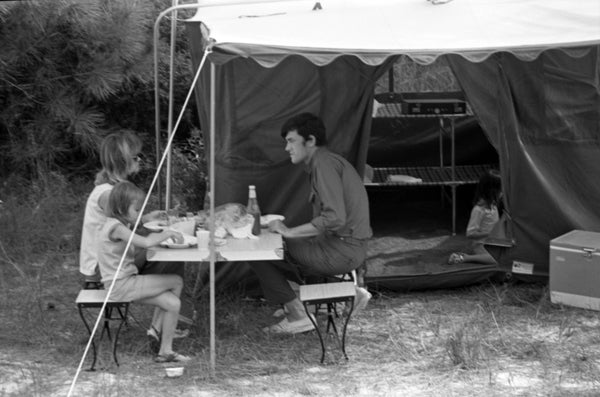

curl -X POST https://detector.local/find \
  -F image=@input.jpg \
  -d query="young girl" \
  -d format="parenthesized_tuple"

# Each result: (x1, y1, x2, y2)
(79, 131, 187, 342)
(98, 181, 190, 363)
(448, 169, 502, 265)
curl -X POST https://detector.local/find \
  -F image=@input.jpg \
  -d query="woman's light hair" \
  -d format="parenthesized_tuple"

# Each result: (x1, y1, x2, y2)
(95, 131, 142, 185)
(106, 181, 145, 226)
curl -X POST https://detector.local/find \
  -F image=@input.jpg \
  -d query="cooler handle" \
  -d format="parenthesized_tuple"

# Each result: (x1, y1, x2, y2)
(582, 247, 596, 258)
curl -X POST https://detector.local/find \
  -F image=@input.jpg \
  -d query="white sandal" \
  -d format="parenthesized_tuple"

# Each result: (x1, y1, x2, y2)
(448, 252, 466, 265)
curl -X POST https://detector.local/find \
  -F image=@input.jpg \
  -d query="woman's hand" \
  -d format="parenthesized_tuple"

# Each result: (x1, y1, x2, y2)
(147, 210, 168, 222)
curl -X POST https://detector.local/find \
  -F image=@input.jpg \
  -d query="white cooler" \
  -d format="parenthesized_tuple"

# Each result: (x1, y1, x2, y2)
(550, 230, 600, 310)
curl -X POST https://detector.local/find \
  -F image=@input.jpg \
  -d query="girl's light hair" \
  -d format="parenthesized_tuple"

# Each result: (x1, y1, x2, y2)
(106, 181, 145, 226)
(94, 131, 142, 185)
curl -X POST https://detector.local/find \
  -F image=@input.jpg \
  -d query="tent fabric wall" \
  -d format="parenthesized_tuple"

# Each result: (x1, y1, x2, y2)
(190, 53, 392, 220)
(447, 48, 600, 278)
(187, 24, 393, 288)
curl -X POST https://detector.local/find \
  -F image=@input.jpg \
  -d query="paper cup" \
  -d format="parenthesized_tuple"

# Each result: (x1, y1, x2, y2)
(196, 229, 209, 249)
(165, 367, 184, 378)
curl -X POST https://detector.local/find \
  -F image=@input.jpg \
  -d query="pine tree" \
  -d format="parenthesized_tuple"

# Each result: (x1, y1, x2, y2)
(0, 0, 195, 182)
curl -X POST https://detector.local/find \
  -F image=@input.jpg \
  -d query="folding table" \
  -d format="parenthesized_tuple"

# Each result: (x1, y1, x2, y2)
(147, 232, 283, 373)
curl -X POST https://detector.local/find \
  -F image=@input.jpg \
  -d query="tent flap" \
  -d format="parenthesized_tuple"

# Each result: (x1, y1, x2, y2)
(449, 47, 600, 278)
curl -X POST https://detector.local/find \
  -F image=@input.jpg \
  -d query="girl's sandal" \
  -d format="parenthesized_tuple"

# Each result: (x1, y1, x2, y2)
(147, 326, 190, 354)
(147, 326, 161, 354)
(448, 252, 466, 265)
(154, 352, 191, 363)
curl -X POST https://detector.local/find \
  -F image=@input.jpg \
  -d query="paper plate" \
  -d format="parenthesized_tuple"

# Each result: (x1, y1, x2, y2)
(260, 214, 285, 227)
(143, 220, 170, 232)
(160, 234, 197, 249)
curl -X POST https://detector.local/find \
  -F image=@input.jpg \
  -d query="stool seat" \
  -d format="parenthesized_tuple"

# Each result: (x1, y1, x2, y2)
(76, 289, 125, 305)
(299, 281, 356, 363)
(299, 282, 356, 303)
(76, 289, 130, 370)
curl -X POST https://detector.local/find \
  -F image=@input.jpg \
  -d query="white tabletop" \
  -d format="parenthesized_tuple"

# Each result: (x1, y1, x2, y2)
(147, 232, 284, 262)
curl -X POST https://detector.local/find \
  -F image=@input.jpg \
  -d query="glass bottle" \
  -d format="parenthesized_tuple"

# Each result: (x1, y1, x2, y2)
(246, 185, 261, 236)
(203, 188, 210, 211)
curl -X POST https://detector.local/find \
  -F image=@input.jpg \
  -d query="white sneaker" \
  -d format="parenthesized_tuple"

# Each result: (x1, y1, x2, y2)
(262, 314, 316, 334)
(345, 287, 372, 316)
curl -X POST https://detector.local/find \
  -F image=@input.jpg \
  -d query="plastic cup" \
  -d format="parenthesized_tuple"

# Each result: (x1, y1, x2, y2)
(196, 229, 209, 249)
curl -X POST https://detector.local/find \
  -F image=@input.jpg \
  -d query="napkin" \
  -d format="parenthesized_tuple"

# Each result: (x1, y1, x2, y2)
(387, 174, 423, 184)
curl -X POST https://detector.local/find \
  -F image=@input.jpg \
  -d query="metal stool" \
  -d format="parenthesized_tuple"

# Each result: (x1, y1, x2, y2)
(299, 281, 356, 363)
(76, 289, 130, 370)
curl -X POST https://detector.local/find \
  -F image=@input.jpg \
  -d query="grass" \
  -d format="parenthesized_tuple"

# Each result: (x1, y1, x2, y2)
(3, 179, 600, 396)
(3, 260, 600, 396)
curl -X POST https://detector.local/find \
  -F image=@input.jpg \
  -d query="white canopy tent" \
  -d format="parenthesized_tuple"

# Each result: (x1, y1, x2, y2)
(67, 1, 600, 390)
(188, 0, 600, 65)
(154, 0, 600, 374)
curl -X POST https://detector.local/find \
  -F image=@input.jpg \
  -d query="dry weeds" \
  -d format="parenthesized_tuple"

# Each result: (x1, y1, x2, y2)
(2, 254, 600, 397)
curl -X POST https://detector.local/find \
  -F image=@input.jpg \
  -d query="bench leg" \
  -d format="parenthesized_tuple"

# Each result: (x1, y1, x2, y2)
(303, 303, 327, 364)
(112, 303, 129, 367)
(304, 297, 355, 364)
(102, 307, 112, 342)
(77, 304, 98, 371)
(340, 298, 355, 361)
(325, 303, 338, 335)
(325, 299, 354, 362)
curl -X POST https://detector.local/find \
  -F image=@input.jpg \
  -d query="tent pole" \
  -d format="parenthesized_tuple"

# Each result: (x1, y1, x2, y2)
(451, 118, 456, 235)
(209, 61, 216, 377)
(165, 0, 179, 211)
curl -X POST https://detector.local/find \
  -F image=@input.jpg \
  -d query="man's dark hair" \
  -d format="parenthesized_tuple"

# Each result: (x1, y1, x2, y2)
(280, 112, 327, 146)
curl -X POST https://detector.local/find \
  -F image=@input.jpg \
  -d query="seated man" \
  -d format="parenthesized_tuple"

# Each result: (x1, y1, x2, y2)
(253, 112, 372, 334)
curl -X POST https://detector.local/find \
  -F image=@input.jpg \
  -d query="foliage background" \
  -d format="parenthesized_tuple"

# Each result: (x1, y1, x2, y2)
(0, 0, 203, 196)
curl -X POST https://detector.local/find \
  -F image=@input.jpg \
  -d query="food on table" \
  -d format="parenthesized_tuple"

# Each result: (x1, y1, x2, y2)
(195, 203, 256, 238)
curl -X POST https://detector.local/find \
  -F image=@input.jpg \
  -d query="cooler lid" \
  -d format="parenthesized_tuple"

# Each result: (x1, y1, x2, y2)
(551, 229, 600, 250)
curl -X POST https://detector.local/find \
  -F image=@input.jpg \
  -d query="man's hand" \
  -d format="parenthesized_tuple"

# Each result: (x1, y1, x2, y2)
(268, 220, 320, 238)
(268, 219, 288, 235)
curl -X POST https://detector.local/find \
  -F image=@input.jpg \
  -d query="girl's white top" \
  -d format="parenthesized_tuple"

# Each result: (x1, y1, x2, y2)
(96, 217, 138, 283)
(79, 183, 113, 276)
(466, 203, 499, 245)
